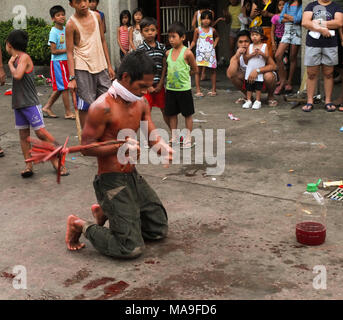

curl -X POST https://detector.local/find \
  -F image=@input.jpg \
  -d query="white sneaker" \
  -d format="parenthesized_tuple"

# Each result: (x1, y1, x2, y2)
(242, 100, 252, 109)
(252, 100, 262, 109)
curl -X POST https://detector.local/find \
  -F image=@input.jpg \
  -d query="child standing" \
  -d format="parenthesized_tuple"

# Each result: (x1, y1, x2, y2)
(42, 6, 75, 120)
(165, 22, 198, 148)
(274, 0, 302, 94)
(129, 8, 144, 51)
(190, 10, 220, 97)
(137, 17, 169, 128)
(242, 26, 269, 109)
(271, 0, 286, 56)
(89, 0, 107, 33)
(226, 0, 242, 61)
(239, 0, 253, 31)
(117, 10, 131, 60)
(6, 30, 69, 178)
(66, 0, 114, 128)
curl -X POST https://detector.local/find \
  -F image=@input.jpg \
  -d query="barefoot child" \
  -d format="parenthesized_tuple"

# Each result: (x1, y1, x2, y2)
(166, 22, 198, 148)
(242, 26, 269, 109)
(129, 8, 144, 51)
(190, 10, 219, 97)
(65, 51, 173, 257)
(137, 17, 169, 129)
(66, 0, 115, 128)
(6, 30, 69, 177)
(42, 6, 75, 120)
(117, 10, 131, 60)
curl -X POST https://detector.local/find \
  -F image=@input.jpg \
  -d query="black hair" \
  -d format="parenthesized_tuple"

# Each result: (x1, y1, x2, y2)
(275, 0, 285, 13)
(289, 0, 302, 5)
(120, 10, 131, 26)
(50, 5, 65, 18)
(140, 17, 158, 30)
(236, 29, 251, 42)
(89, 0, 99, 3)
(200, 10, 213, 21)
(6, 29, 28, 52)
(132, 8, 144, 25)
(167, 21, 186, 37)
(117, 50, 156, 83)
(197, 0, 211, 10)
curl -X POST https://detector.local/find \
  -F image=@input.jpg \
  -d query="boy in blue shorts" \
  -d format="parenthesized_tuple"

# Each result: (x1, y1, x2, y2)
(6, 30, 69, 178)
(42, 5, 75, 119)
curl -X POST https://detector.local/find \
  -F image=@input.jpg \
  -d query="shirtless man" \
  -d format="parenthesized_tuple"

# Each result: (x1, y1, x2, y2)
(227, 30, 278, 107)
(65, 51, 174, 259)
(66, 0, 115, 128)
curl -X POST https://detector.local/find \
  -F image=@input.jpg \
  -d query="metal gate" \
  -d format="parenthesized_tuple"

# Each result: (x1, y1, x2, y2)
(159, 5, 195, 36)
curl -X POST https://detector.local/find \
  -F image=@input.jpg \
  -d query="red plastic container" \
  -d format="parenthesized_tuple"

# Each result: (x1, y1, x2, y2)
(296, 222, 326, 246)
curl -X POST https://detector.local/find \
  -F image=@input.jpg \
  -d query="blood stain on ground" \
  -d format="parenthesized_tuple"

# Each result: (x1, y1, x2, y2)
(83, 277, 116, 290)
(95, 281, 129, 300)
(0, 272, 15, 280)
(64, 268, 92, 287)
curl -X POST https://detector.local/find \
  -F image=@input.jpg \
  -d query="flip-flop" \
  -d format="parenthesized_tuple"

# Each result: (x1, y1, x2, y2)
(64, 114, 76, 120)
(21, 168, 34, 178)
(194, 93, 204, 98)
(43, 111, 59, 118)
(325, 103, 336, 112)
(335, 104, 343, 112)
(268, 99, 278, 107)
(207, 91, 217, 97)
(0, 149, 4, 157)
(302, 103, 314, 112)
(235, 97, 246, 104)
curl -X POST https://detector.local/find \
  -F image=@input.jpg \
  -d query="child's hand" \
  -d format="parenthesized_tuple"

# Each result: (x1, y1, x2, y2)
(155, 83, 163, 93)
(8, 55, 19, 65)
(148, 86, 156, 93)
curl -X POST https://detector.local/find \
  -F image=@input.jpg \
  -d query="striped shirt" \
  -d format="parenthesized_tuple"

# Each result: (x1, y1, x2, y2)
(119, 26, 130, 51)
(137, 41, 166, 85)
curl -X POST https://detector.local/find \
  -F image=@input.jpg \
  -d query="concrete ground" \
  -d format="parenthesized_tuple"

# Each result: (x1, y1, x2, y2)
(1, 73, 343, 300)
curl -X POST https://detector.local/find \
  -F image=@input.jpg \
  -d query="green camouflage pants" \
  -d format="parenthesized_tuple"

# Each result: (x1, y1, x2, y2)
(84, 170, 168, 259)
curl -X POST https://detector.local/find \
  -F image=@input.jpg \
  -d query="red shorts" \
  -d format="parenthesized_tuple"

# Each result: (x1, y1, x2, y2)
(50, 60, 69, 91)
(144, 87, 166, 109)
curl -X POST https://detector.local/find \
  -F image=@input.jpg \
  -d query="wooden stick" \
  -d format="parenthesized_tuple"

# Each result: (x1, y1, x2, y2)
(72, 91, 82, 145)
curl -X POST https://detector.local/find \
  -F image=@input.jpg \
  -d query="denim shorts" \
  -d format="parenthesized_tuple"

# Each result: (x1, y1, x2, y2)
(281, 24, 301, 46)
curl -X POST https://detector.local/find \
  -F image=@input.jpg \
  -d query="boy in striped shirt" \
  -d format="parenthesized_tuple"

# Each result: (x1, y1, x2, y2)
(137, 17, 169, 128)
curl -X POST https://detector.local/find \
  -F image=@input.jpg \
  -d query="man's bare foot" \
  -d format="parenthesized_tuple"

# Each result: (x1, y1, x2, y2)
(65, 215, 86, 251)
(91, 204, 108, 226)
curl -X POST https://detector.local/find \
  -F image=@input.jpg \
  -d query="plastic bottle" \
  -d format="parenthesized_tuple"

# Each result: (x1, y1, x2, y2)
(295, 179, 326, 245)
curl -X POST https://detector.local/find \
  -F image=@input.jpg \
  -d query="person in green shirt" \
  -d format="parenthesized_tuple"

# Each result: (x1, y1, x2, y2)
(165, 22, 198, 149)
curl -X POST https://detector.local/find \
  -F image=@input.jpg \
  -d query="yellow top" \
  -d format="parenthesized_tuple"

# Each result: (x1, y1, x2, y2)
(228, 5, 241, 30)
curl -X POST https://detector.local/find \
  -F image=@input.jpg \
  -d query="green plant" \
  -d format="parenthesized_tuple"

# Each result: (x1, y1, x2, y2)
(0, 17, 52, 66)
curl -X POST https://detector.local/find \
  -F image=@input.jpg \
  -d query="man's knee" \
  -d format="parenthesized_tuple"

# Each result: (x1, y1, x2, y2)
(124, 246, 145, 259)
(322, 68, 334, 79)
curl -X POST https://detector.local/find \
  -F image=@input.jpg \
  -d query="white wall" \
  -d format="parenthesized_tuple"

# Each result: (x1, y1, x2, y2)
(0, 0, 138, 67)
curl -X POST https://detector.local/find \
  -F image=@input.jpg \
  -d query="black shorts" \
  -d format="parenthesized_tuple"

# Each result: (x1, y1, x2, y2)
(245, 80, 264, 92)
(165, 89, 195, 117)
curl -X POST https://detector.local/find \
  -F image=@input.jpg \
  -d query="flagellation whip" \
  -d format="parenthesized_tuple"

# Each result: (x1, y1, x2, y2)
(25, 137, 126, 184)
(72, 91, 82, 144)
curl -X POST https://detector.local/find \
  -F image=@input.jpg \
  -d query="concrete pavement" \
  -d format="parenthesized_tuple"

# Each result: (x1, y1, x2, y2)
(1, 76, 343, 300)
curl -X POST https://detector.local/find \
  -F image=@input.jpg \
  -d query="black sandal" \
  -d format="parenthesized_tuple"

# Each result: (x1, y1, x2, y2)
(325, 103, 336, 112)
(0, 148, 4, 157)
(21, 168, 34, 178)
(302, 103, 313, 112)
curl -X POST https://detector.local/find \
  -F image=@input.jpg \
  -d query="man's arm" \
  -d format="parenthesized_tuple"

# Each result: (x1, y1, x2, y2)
(0, 46, 6, 85)
(185, 48, 198, 76)
(96, 12, 114, 80)
(325, 12, 343, 30)
(81, 100, 118, 157)
(247, 55, 276, 82)
(226, 52, 240, 79)
(66, 20, 77, 91)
